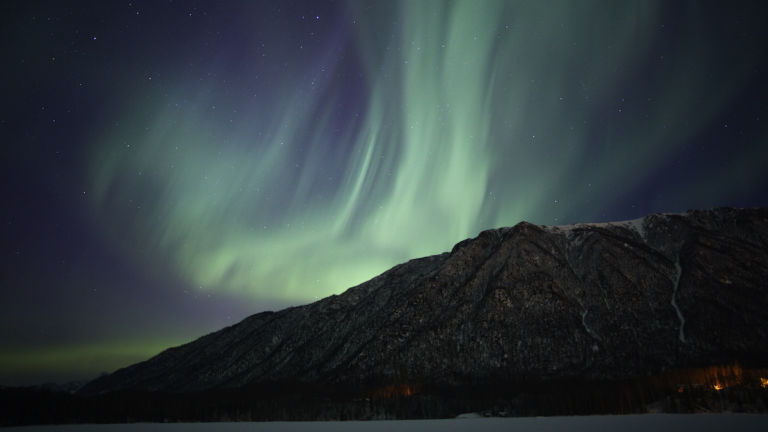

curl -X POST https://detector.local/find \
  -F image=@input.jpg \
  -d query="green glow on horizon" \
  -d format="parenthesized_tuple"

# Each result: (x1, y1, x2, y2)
(87, 0, 760, 305)
(0, 341, 182, 384)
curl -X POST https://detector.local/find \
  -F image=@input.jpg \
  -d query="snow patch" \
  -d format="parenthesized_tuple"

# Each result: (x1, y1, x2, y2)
(626, 217, 646, 240)
(670, 259, 687, 344)
(541, 216, 647, 242)
(580, 309, 601, 342)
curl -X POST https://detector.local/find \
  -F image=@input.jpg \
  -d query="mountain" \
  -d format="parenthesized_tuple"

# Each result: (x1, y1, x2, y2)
(79, 207, 768, 398)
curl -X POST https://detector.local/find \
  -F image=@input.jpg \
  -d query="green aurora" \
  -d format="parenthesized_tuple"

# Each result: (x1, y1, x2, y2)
(88, 1, 759, 303)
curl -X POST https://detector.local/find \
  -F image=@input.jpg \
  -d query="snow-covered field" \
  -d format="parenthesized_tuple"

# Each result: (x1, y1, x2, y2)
(6, 414, 768, 431)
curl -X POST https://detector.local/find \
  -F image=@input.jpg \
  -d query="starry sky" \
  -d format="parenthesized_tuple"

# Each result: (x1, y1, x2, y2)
(2, 0, 768, 386)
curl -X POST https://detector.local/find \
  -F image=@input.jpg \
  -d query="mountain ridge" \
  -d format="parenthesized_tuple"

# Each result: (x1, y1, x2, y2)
(79, 206, 768, 396)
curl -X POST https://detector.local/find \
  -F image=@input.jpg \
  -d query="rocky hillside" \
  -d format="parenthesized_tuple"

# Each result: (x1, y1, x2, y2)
(79, 207, 768, 395)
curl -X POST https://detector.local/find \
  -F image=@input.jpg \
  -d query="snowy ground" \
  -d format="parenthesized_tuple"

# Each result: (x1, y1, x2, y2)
(6, 414, 768, 431)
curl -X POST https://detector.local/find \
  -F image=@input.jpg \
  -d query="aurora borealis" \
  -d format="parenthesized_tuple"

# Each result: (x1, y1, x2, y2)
(2, 0, 768, 385)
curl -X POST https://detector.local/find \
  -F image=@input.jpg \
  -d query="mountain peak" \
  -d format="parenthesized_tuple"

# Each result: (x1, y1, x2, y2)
(79, 207, 768, 396)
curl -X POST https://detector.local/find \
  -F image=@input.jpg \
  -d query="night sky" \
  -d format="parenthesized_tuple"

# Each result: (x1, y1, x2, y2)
(2, 0, 768, 386)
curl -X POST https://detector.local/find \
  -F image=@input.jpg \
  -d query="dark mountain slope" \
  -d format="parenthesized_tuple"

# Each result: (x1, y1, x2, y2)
(79, 207, 768, 395)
